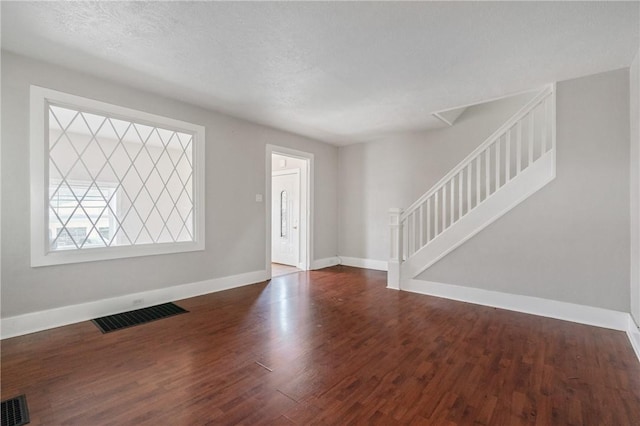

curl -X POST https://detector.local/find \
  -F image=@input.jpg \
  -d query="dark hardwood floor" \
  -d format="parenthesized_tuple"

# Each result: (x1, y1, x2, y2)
(2, 266, 639, 425)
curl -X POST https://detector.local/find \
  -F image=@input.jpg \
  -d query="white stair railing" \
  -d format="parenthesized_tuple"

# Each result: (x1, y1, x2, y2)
(389, 85, 556, 288)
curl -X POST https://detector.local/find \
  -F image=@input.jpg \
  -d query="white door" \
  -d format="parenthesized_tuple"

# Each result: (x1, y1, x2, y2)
(272, 170, 300, 266)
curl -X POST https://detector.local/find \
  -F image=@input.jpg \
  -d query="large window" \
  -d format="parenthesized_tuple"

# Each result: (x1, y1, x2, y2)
(30, 86, 205, 266)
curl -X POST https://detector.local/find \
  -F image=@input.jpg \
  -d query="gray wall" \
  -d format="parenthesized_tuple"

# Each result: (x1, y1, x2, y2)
(2, 51, 633, 318)
(1, 52, 338, 317)
(631, 49, 640, 325)
(338, 92, 535, 261)
(417, 69, 630, 312)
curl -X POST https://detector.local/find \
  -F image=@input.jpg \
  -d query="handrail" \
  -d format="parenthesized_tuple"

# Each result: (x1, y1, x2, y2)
(401, 85, 553, 221)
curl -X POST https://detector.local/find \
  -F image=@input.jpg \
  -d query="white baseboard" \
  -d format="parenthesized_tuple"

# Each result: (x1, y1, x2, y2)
(405, 279, 640, 363)
(339, 256, 388, 271)
(627, 317, 640, 362)
(405, 279, 630, 331)
(0, 269, 269, 340)
(311, 256, 340, 270)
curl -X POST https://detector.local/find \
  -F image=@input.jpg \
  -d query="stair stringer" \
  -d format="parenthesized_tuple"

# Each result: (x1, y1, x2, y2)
(400, 150, 555, 287)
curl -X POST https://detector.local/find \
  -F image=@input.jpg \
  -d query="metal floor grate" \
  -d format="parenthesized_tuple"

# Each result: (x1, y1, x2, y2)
(1, 395, 29, 426)
(92, 302, 188, 333)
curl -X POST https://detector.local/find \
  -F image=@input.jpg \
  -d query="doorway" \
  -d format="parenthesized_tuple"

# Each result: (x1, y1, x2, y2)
(272, 167, 300, 267)
(266, 146, 313, 278)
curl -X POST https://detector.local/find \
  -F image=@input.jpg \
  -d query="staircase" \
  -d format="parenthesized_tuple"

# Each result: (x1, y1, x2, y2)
(388, 85, 556, 289)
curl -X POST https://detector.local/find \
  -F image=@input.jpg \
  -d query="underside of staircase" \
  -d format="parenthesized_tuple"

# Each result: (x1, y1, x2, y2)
(388, 85, 556, 289)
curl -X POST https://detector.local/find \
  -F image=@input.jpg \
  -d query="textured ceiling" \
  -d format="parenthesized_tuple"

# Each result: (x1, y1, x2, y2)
(2, 1, 638, 145)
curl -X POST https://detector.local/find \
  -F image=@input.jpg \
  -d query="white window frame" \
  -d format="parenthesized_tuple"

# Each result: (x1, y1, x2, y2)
(30, 85, 206, 267)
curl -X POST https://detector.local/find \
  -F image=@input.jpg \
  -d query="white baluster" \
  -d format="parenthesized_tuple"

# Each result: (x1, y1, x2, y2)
(410, 211, 416, 256)
(418, 204, 424, 249)
(516, 121, 522, 173)
(467, 163, 471, 213)
(551, 90, 556, 152)
(402, 217, 408, 261)
(495, 137, 501, 190)
(388, 208, 403, 289)
(506, 130, 511, 182)
(427, 197, 432, 242)
(450, 179, 455, 225)
(485, 147, 491, 196)
(458, 171, 463, 220)
(542, 97, 548, 153)
(409, 216, 413, 256)
(442, 186, 447, 231)
(529, 112, 534, 165)
(476, 156, 481, 204)
(435, 191, 439, 236)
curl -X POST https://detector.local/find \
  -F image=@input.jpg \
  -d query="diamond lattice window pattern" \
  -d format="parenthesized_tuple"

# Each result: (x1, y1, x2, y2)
(48, 104, 196, 251)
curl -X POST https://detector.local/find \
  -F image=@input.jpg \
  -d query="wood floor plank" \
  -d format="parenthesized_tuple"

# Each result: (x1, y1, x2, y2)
(2, 266, 639, 424)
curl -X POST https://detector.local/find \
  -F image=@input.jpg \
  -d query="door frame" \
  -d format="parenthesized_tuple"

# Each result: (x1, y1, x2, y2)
(265, 145, 314, 278)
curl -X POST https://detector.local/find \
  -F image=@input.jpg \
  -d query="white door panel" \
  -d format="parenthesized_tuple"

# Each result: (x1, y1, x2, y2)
(272, 170, 300, 266)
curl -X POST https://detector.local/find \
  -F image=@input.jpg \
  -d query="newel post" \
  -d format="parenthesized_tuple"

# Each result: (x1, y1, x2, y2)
(388, 207, 403, 290)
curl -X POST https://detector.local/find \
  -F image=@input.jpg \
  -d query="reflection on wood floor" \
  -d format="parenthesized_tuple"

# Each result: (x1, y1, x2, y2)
(2, 266, 639, 424)
(271, 262, 301, 277)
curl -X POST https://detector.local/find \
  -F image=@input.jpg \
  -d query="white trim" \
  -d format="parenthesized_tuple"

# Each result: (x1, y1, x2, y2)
(311, 256, 340, 270)
(272, 168, 300, 177)
(432, 112, 455, 127)
(0, 269, 268, 340)
(405, 279, 630, 331)
(627, 317, 640, 363)
(30, 85, 206, 266)
(430, 86, 545, 123)
(339, 256, 388, 271)
(266, 145, 314, 276)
